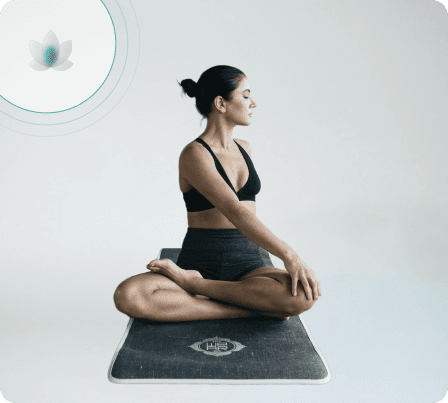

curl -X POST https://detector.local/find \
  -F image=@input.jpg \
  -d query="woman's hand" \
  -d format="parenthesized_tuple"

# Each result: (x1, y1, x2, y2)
(283, 256, 321, 300)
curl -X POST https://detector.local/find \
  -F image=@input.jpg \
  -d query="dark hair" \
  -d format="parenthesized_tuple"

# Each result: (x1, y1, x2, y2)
(177, 65, 246, 126)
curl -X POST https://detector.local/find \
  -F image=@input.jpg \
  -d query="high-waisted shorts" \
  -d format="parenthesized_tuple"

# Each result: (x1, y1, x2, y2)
(175, 227, 271, 281)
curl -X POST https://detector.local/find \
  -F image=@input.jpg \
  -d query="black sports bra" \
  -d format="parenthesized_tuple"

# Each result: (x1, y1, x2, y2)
(182, 137, 261, 212)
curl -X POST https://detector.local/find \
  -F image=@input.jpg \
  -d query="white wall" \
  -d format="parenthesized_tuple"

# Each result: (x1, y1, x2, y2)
(0, 1, 447, 401)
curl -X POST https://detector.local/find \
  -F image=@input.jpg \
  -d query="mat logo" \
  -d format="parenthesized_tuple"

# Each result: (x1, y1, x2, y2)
(189, 336, 246, 357)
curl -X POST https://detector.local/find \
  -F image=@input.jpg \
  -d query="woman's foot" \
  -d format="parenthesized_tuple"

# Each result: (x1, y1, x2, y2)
(147, 259, 201, 294)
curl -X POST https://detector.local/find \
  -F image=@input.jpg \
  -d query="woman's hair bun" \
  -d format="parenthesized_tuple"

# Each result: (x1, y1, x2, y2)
(180, 79, 197, 98)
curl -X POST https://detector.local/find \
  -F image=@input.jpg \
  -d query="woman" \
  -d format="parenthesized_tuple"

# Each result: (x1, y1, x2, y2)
(113, 65, 321, 322)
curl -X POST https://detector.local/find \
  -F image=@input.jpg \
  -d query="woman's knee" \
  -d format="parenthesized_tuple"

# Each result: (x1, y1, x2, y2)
(113, 273, 157, 313)
(250, 271, 317, 316)
(288, 284, 317, 316)
(114, 282, 135, 313)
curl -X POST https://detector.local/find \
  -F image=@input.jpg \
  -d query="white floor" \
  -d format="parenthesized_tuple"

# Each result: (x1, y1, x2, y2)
(1, 270, 447, 403)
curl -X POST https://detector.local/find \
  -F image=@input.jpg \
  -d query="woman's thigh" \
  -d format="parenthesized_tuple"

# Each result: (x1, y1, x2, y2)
(238, 266, 291, 285)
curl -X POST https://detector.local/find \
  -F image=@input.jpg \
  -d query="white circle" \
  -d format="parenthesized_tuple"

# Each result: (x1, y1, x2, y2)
(0, 0, 115, 112)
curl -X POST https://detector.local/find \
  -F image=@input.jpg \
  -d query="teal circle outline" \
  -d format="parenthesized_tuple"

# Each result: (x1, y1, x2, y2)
(0, 0, 117, 114)
(0, 0, 140, 136)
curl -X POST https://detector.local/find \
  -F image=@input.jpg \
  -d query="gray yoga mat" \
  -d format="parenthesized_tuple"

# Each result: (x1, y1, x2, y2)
(108, 247, 331, 384)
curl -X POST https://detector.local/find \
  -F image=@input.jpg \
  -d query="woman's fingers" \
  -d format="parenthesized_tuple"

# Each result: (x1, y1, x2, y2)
(300, 275, 313, 300)
(291, 273, 298, 297)
(308, 277, 319, 300)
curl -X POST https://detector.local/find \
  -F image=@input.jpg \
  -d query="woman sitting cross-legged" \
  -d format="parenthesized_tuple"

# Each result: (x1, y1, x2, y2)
(113, 65, 321, 323)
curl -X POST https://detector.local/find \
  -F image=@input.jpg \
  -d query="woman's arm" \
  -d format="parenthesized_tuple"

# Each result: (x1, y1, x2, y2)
(226, 204, 319, 299)
(232, 139, 298, 261)
(182, 141, 319, 298)
(182, 139, 299, 263)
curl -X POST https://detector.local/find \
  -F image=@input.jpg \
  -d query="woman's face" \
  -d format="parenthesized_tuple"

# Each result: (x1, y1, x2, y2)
(228, 76, 257, 125)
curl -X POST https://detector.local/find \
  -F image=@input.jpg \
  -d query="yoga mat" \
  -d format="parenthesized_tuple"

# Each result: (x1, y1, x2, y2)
(108, 248, 331, 384)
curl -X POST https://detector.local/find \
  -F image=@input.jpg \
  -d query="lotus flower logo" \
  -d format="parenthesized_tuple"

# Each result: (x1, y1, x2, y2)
(29, 30, 73, 71)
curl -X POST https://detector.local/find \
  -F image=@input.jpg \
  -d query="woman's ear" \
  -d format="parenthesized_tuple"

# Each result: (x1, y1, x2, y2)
(214, 95, 227, 114)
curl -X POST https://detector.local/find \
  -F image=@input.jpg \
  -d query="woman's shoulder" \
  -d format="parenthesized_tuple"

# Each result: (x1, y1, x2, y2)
(179, 139, 208, 166)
